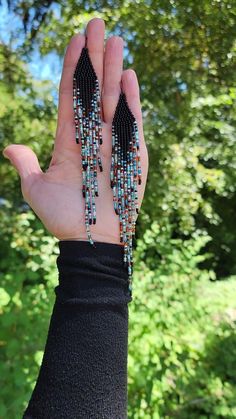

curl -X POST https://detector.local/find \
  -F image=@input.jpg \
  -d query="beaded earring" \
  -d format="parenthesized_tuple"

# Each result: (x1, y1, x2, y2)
(73, 39, 103, 245)
(111, 92, 142, 296)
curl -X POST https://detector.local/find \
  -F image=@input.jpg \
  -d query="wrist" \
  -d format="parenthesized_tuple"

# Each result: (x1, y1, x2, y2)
(55, 240, 132, 304)
(58, 233, 123, 246)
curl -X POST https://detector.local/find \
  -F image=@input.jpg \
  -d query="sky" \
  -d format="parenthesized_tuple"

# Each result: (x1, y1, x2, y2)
(0, 0, 133, 86)
(0, 0, 61, 84)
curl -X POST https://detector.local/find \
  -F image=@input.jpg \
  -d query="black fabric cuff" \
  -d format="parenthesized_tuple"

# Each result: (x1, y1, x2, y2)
(55, 240, 132, 305)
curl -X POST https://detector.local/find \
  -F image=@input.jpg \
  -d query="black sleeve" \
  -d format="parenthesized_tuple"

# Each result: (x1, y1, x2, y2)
(22, 240, 132, 419)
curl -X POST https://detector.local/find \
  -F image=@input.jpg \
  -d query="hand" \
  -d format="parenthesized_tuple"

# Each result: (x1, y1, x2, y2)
(2, 18, 149, 244)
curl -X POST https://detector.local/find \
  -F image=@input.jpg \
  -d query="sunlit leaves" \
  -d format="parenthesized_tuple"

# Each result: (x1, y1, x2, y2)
(1, 1, 236, 416)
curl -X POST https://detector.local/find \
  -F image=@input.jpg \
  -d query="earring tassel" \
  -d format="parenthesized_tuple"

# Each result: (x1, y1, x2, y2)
(73, 47, 103, 245)
(111, 92, 142, 296)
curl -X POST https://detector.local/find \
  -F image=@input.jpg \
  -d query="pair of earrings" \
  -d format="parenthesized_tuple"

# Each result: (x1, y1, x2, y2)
(73, 42, 142, 296)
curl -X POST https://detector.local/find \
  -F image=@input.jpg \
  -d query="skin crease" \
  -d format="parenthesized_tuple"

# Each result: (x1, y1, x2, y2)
(2, 18, 149, 245)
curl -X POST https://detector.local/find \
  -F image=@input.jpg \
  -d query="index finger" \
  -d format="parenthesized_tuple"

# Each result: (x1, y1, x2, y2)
(53, 34, 86, 159)
(54, 18, 105, 157)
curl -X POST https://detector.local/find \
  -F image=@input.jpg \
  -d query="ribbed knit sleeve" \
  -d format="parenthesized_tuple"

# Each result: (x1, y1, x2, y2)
(22, 240, 132, 419)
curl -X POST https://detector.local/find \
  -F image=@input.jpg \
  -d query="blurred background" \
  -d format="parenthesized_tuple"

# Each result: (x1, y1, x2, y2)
(0, 0, 236, 417)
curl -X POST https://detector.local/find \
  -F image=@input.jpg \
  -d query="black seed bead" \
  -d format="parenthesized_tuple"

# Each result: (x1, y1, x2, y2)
(110, 91, 142, 297)
(73, 46, 103, 246)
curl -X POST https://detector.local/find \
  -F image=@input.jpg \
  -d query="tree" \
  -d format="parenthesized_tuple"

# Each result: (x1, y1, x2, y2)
(1, 1, 236, 416)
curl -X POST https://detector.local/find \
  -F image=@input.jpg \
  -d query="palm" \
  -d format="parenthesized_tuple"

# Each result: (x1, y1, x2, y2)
(24, 123, 125, 243)
(3, 19, 148, 244)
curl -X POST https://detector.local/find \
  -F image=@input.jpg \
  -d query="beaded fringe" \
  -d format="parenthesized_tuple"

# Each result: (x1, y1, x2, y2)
(73, 46, 142, 296)
(111, 92, 142, 296)
(73, 47, 103, 245)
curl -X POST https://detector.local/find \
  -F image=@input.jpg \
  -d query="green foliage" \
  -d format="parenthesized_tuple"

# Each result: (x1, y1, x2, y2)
(1, 1, 236, 417)
(129, 226, 236, 418)
(0, 41, 59, 417)
(0, 203, 58, 417)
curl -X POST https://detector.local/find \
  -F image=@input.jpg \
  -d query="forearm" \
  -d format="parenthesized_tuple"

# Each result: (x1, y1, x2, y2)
(23, 240, 132, 419)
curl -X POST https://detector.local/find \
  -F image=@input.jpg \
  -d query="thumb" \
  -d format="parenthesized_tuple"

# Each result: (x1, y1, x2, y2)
(2, 144, 42, 181)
